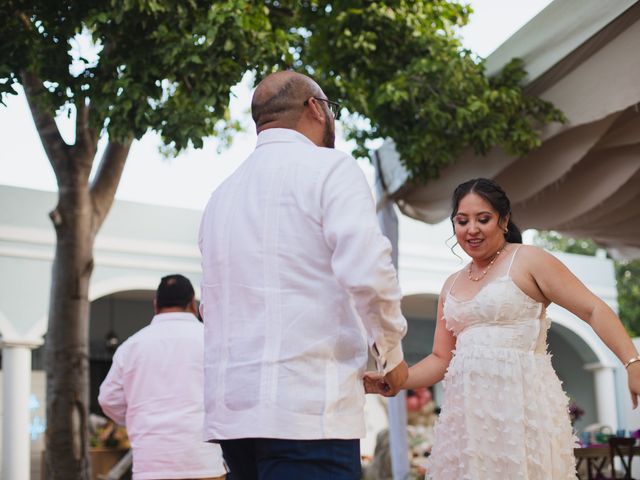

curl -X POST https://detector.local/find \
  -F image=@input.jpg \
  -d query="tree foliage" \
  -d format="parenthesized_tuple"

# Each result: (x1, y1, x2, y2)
(296, 1, 565, 179)
(616, 260, 640, 337)
(535, 231, 640, 336)
(2, 1, 294, 149)
(1, 1, 564, 180)
(534, 230, 600, 256)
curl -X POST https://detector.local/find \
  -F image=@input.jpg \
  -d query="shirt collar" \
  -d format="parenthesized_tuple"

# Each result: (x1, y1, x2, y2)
(256, 128, 316, 148)
(151, 312, 200, 325)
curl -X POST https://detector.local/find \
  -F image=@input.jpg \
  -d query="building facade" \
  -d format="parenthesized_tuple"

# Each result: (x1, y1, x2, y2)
(0, 184, 633, 479)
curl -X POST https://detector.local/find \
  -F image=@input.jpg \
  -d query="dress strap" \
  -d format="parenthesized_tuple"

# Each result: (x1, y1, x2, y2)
(447, 270, 463, 296)
(506, 245, 522, 276)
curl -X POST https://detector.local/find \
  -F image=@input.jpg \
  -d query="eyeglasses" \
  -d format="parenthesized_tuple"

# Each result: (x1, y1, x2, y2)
(303, 96, 342, 120)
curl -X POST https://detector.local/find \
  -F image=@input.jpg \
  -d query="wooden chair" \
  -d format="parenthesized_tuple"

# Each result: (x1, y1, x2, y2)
(609, 437, 636, 480)
(581, 455, 609, 480)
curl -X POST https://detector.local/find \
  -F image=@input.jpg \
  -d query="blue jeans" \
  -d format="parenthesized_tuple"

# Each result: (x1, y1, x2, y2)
(219, 438, 361, 480)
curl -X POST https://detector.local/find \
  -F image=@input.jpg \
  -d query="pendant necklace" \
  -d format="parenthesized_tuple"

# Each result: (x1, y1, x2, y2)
(468, 244, 506, 282)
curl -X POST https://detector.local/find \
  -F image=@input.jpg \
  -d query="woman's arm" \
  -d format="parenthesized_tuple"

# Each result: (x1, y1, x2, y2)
(364, 275, 457, 395)
(526, 246, 640, 407)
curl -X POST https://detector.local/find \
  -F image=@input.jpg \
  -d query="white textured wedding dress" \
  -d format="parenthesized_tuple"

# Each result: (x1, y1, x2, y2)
(426, 248, 577, 479)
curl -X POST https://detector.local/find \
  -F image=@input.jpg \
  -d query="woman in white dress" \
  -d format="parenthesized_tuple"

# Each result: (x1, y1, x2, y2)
(365, 178, 640, 480)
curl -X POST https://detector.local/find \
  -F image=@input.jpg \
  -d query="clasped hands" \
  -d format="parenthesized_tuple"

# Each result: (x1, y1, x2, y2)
(363, 360, 409, 397)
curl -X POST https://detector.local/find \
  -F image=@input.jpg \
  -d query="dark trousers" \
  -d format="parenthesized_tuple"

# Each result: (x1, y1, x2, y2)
(219, 438, 361, 480)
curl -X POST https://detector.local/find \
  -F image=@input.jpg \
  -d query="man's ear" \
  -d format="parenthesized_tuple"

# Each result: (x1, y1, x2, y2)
(306, 97, 326, 123)
(188, 297, 198, 316)
(152, 297, 158, 314)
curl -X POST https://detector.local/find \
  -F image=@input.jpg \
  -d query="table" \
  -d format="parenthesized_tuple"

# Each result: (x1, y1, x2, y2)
(574, 445, 640, 480)
(40, 448, 129, 480)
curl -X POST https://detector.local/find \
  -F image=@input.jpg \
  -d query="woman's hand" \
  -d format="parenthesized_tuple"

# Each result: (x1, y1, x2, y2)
(628, 363, 640, 408)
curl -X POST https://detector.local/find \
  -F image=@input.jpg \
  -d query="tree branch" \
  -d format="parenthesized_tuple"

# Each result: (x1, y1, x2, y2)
(21, 71, 70, 178)
(15, 11, 32, 30)
(268, 5, 294, 17)
(74, 98, 98, 160)
(89, 140, 132, 229)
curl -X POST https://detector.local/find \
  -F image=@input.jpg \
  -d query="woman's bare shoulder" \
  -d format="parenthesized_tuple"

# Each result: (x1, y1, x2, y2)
(514, 243, 556, 262)
(513, 244, 568, 280)
(441, 268, 464, 295)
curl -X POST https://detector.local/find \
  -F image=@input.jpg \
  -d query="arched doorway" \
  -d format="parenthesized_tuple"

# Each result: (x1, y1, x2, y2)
(89, 290, 155, 417)
(547, 323, 598, 430)
(401, 294, 438, 364)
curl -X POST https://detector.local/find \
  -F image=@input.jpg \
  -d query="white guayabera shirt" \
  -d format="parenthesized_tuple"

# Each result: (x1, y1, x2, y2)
(98, 312, 226, 480)
(199, 128, 407, 441)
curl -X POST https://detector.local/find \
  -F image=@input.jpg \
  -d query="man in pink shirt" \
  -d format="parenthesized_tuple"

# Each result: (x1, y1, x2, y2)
(99, 274, 226, 480)
(199, 72, 408, 479)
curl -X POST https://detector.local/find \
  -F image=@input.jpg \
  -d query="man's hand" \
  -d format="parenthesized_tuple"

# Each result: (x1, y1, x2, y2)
(363, 372, 385, 395)
(383, 361, 408, 396)
(363, 361, 408, 397)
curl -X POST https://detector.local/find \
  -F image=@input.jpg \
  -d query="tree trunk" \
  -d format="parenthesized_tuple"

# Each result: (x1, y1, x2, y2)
(41, 139, 130, 477)
(44, 184, 95, 479)
(23, 69, 132, 479)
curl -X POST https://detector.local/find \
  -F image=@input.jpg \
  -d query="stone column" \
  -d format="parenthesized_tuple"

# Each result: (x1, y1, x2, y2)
(1, 338, 42, 480)
(585, 362, 619, 430)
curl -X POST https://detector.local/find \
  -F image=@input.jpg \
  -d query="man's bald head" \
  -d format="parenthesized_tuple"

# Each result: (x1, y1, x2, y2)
(251, 71, 323, 131)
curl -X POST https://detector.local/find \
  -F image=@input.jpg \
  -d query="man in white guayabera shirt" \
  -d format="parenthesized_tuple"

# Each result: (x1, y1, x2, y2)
(99, 275, 227, 480)
(198, 71, 408, 480)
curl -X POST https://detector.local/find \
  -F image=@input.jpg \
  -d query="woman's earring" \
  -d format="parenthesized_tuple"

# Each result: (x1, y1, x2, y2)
(503, 227, 508, 234)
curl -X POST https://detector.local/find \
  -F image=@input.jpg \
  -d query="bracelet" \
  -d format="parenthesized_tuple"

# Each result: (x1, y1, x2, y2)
(624, 355, 640, 369)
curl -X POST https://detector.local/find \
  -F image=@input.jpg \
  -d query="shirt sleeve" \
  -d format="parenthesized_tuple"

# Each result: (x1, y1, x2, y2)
(198, 211, 207, 319)
(97, 349, 127, 425)
(320, 156, 407, 373)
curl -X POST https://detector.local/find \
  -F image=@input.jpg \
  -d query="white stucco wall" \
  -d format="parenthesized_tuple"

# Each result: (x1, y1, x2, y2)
(0, 185, 633, 476)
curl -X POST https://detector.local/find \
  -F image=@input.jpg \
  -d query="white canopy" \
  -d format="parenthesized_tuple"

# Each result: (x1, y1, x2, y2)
(377, 0, 640, 259)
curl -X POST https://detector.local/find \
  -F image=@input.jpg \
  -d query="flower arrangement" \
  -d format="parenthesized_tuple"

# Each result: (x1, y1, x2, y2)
(363, 389, 437, 480)
(89, 416, 130, 449)
(407, 388, 437, 479)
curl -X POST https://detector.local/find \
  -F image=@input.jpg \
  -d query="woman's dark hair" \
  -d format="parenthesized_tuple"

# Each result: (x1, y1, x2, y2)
(450, 178, 522, 244)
